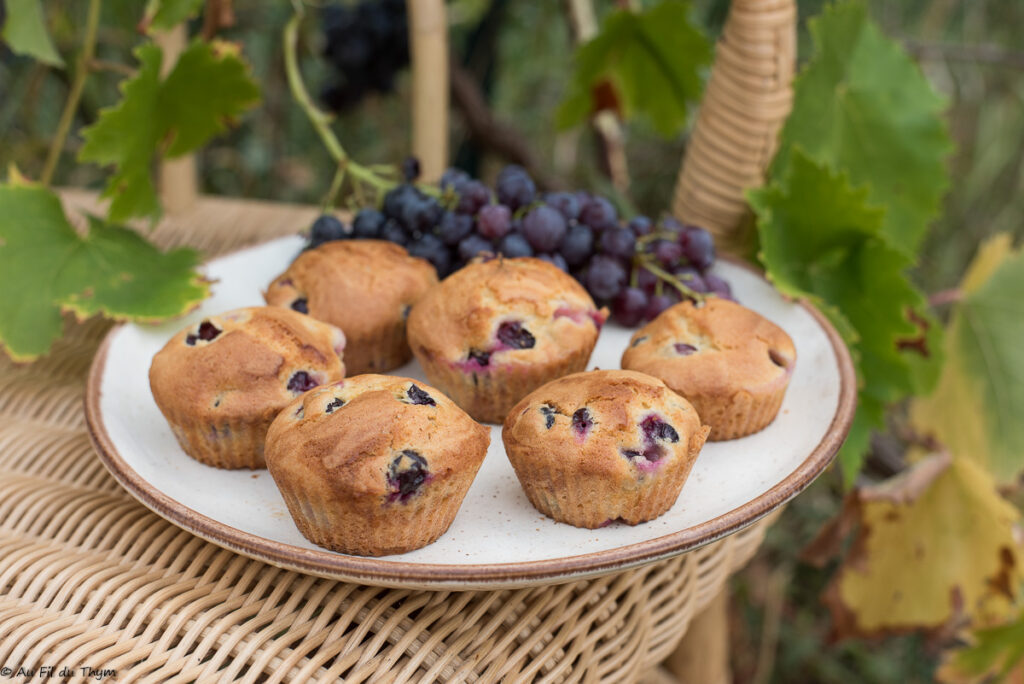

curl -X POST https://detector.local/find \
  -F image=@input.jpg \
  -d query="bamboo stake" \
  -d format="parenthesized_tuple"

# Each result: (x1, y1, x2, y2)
(155, 25, 199, 215)
(564, 0, 631, 194)
(407, 0, 449, 182)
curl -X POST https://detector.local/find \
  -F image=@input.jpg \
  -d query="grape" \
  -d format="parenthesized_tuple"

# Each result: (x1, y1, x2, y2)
(545, 192, 581, 221)
(651, 239, 683, 267)
(704, 272, 734, 300)
(310, 214, 346, 246)
(458, 234, 493, 261)
(498, 233, 534, 258)
(437, 211, 473, 246)
(536, 252, 569, 272)
(440, 167, 470, 190)
(613, 287, 649, 327)
(402, 156, 421, 182)
(477, 204, 512, 239)
(584, 255, 627, 300)
(352, 208, 385, 238)
(379, 219, 408, 246)
(398, 191, 442, 236)
(628, 216, 653, 237)
(320, 0, 409, 113)
(579, 197, 618, 232)
(383, 184, 417, 221)
(495, 165, 536, 210)
(456, 180, 491, 215)
(598, 227, 636, 260)
(408, 234, 452, 277)
(679, 226, 715, 270)
(522, 205, 567, 252)
(672, 265, 708, 293)
(645, 292, 680, 321)
(661, 216, 685, 237)
(636, 266, 658, 294)
(560, 224, 595, 267)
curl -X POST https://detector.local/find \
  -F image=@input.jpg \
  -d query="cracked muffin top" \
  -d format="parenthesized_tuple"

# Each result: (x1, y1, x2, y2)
(149, 306, 346, 424)
(407, 256, 605, 373)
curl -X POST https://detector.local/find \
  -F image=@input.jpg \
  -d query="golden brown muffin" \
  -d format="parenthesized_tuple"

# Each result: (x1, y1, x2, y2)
(264, 240, 438, 375)
(621, 298, 796, 441)
(265, 375, 490, 556)
(149, 307, 346, 469)
(502, 370, 709, 529)
(407, 256, 607, 424)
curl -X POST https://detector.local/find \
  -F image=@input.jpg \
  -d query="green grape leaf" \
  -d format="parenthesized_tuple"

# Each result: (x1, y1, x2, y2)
(159, 40, 262, 157)
(912, 234, 1024, 485)
(749, 150, 942, 482)
(556, 0, 710, 138)
(0, 184, 209, 362)
(1, 0, 64, 67)
(837, 394, 884, 484)
(79, 44, 164, 223)
(79, 40, 260, 223)
(812, 453, 1021, 638)
(775, 1, 952, 255)
(142, 0, 204, 33)
(939, 608, 1024, 683)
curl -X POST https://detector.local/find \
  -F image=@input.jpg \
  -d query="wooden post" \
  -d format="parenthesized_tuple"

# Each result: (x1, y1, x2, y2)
(154, 24, 199, 215)
(664, 588, 732, 684)
(407, 0, 449, 182)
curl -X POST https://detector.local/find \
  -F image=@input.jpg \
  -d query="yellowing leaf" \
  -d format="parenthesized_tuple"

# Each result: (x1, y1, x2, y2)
(79, 40, 260, 222)
(912, 234, 1024, 485)
(556, 1, 710, 138)
(0, 184, 209, 361)
(814, 453, 1021, 638)
(1, 0, 64, 67)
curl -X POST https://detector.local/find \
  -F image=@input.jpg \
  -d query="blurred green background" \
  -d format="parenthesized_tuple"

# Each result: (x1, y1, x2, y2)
(1, 1, 1021, 680)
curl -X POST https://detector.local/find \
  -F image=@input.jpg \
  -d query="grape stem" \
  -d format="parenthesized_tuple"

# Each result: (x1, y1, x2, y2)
(40, 0, 102, 187)
(283, 5, 395, 207)
(641, 259, 705, 302)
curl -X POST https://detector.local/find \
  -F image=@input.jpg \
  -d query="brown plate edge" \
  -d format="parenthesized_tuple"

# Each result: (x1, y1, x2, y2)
(83, 257, 857, 591)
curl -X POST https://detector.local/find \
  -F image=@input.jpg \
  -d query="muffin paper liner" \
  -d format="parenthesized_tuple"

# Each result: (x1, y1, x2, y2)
(415, 345, 595, 425)
(165, 412, 272, 469)
(271, 468, 479, 557)
(690, 381, 788, 442)
(505, 432, 706, 529)
(344, 320, 412, 376)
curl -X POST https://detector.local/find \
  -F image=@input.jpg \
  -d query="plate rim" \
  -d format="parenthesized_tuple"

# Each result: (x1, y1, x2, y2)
(83, 241, 857, 589)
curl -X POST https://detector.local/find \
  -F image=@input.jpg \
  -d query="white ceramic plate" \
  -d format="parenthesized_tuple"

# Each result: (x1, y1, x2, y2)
(86, 236, 855, 590)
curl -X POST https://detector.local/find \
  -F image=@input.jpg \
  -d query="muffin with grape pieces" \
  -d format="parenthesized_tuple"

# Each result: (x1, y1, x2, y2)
(407, 256, 607, 424)
(265, 240, 437, 375)
(265, 375, 490, 556)
(621, 298, 795, 440)
(503, 370, 709, 528)
(149, 307, 346, 469)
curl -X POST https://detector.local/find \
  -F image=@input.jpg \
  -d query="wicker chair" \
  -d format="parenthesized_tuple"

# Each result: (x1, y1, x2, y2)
(0, 1, 796, 680)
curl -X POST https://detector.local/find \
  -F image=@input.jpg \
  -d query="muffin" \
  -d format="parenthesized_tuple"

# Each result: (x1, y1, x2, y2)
(502, 370, 709, 528)
(264, 240, 438, 375)
(149, 307, 346, 469)
(264, 375, 490, 556)
(407, 257, 607, 424)
(621, 298, 796, 441)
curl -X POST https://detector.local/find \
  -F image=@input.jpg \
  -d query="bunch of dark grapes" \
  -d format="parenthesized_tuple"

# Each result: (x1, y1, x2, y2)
(304, 162, 732, 328)
(320, 0, 409, 112)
